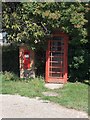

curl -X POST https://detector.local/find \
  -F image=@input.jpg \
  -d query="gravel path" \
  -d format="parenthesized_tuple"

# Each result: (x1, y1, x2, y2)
(0, 94, 88, 118)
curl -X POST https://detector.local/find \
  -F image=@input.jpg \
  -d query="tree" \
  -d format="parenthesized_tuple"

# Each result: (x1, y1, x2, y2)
(2, 2, 89, 81)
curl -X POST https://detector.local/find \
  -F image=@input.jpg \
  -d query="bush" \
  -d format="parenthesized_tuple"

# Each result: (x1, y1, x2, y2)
(0, 72, 3, 81)
(2, 45, 19, 75)
(68, 47, 90, 82)
(2, 71, 19, 81)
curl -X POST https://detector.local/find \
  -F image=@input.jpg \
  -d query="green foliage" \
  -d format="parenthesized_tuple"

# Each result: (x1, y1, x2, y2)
(68, 46, 90, 81)
(2, 71, 19, 81)
(2, 45, 19, 75)
(0, 72, 3, 81)
(2, 2, 88, 44)
(2, 2, 89, 81)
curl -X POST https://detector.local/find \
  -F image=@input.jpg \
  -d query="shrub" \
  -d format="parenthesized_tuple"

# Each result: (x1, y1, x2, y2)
(2, 45, 19, 75)
(0, 72, 3, 81)
(2, 71, 19, 81)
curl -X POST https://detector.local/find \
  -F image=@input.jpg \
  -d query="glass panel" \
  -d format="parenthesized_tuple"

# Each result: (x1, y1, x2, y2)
(50, 41, 64, 48)
(51, 47, 64, 51)
(50, 52, 64, 56)
(50, 62, 62, 66)
(50, 57, 63, 62)
(49, 73, 60, 77)
(49, 73, 64, 78)
(50, 68, 63, 72)
(53, 37, 64, 41)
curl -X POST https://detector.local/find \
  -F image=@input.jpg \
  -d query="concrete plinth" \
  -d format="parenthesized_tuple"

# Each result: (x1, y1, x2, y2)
(45, 83, 64, 90)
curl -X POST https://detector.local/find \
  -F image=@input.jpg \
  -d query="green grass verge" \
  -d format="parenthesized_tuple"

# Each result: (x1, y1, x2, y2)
(0, 77, 47, 97)
(0, 75, 88, 112)
(42, 82, 88, 112)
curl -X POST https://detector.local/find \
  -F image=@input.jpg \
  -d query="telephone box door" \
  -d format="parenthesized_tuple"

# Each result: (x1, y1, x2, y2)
(45, 32, 68, 83)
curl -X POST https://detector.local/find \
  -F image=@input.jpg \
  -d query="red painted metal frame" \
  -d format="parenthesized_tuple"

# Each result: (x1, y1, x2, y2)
(45, 31, 68, 83)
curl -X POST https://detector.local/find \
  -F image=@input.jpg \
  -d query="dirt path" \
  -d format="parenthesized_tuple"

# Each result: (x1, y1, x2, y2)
(0, 94, 88, 118)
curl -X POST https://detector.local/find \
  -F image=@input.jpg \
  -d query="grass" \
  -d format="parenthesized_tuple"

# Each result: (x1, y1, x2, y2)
(0, 74, 88, 113)
(42, 82, 88, 112)
(0, 77, 47, 98)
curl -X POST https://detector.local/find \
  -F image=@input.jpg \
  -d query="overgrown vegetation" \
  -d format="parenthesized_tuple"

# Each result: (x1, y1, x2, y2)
(0, 73, 88, 112)
(2, 71, 19, 81)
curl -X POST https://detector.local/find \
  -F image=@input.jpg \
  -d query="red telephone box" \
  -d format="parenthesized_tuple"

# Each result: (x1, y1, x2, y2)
(45, 30, 68, 83)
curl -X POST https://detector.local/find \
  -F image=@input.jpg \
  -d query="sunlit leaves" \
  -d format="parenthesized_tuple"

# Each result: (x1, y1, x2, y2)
(70, 12, 87, 28)
(2, 2, 88, 44)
